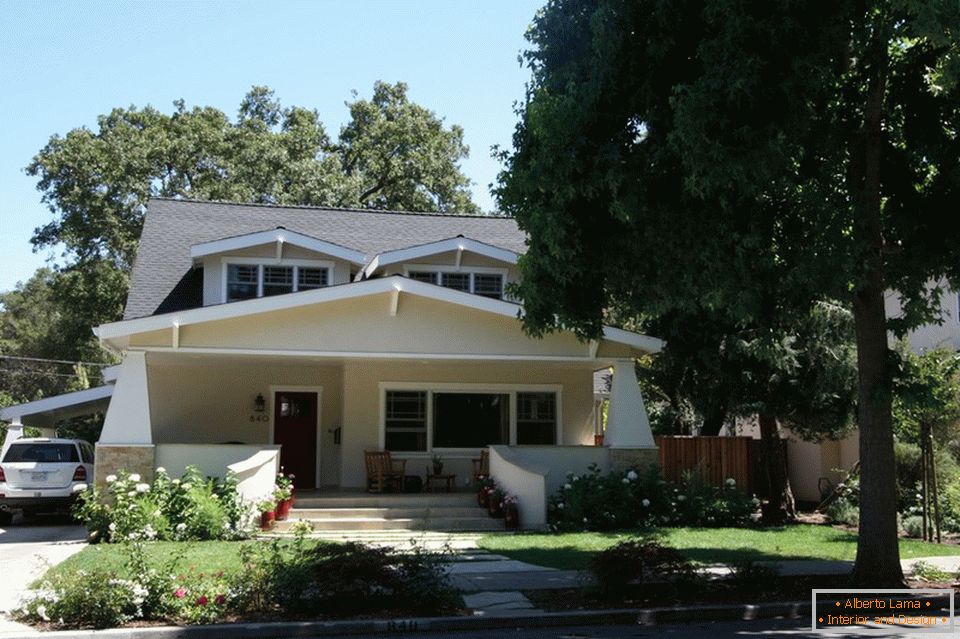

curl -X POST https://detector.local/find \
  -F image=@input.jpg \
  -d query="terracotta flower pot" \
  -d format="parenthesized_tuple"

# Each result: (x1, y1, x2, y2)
(477, 489, 489, 508)
(488, 498, 503, 518)
(260, 510, 276, 530)
(275, 498, 293, 521)
(504, 505, 520, 529)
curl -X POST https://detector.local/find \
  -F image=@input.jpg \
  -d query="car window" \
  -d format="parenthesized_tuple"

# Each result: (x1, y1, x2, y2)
(2, 443, 80, 463)
(80, 442, 95, 463)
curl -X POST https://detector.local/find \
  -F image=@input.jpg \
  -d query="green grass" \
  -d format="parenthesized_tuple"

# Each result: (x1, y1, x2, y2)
(43, 541, 248, 582)
(478, 524, 960, 571)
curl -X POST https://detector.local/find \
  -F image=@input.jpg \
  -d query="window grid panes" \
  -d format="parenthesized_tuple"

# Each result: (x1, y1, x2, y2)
(516, 392, 557, 445)
(473, 274, 504, 299)
(440, 272, 470, 292)
(408, 271, 437, 284)
(262, 266, 294, 297)
(298, 267, 328, 290)
(226, 264, 259, 301)
(385, 391, 427, 452)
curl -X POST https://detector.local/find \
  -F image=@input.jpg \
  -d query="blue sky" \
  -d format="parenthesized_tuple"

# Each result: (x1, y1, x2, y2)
(0, 0, 542, 293)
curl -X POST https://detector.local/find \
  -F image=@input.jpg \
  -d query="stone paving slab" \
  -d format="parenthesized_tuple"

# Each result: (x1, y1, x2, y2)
(451, 569, 584, 593)
(447, 559, 555, 574)
(463, 590, 537, 611)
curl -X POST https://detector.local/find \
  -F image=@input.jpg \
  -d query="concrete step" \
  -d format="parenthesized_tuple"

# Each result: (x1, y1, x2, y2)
(274, 516, 504, 533)
(289, 507, 485, 519)
(293, 492, 477, 509)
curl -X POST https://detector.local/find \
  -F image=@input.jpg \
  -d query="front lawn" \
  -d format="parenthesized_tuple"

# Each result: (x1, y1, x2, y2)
(43, 539, 278, 583)
(478, 524, 960, 570)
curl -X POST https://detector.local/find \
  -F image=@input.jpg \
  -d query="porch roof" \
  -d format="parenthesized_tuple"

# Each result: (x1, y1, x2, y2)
(95, 276, 665, 357)
(0, 384, 114, 427)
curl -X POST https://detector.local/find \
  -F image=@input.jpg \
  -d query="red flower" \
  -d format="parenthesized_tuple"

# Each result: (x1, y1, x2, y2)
(174, 588, 186, 599)
(215, 594, 226, 605)
(196, 595, 208, 606)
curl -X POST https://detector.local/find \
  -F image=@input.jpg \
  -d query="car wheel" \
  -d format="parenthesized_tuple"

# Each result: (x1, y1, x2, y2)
(0, 511, 13, 526)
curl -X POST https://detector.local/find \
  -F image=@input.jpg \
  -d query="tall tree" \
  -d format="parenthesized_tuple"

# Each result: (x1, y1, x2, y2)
(497, 0, 960, 585)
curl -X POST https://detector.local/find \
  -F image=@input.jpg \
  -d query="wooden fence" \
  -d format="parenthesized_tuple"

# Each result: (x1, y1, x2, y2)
(655, 436, 755, 491)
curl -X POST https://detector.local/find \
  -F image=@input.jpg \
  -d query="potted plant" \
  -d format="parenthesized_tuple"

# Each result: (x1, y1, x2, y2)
(431, 454, 444, 475)
(488, 488, 505, 518)
(476, 476, 495, 507)
(274, 472, 295, 520)
(258, 499, 277, 530)
(502, 494, 520, 529)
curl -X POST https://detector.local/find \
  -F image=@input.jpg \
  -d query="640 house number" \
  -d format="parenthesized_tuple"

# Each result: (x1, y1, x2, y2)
(249, 414, 269, 423)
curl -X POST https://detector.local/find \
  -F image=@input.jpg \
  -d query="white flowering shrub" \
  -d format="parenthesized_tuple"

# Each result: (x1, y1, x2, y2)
(74, 466, 254, 543)
(15, 570, 149, 629)
(547, 465, 758, 531)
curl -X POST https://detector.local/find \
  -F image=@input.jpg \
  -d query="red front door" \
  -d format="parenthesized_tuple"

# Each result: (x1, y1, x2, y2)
(273, 391, 318, 488)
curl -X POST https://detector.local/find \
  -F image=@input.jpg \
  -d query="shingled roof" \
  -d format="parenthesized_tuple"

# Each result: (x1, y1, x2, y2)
(124, 198, 527, 319)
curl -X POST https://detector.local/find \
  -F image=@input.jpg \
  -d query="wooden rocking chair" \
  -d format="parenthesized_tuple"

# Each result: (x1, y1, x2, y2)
(364, 450, 406, 493)
(471, 448, 490, 483)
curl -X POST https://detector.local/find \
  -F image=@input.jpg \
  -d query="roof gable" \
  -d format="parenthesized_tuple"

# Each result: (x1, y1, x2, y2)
(190, 227, 367, 265)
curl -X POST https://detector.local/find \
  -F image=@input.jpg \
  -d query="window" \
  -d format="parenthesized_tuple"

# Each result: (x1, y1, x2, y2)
(2, 443, 80, 463)
(226, 264, 259, 301)
(517, 392, 557, 445)
(385, 391, 427, 452)
(224, 262, 330, 302)
(298, 267, 328, 290)
(473, 274, 504, 299)
(405, 268, 507, 299)
(433, 393, 509, 448)
(408, 271, 437, 284)
(440, 272, 470, 292)
(262, 266, 294, 296)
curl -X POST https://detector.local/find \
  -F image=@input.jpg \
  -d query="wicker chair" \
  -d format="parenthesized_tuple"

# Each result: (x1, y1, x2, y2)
(364, 450, 406, 493)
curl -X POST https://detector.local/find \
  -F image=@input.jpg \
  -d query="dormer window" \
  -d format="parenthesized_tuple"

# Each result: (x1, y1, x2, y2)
(225, 260, 331, 302)
(407, 269, 505, 299)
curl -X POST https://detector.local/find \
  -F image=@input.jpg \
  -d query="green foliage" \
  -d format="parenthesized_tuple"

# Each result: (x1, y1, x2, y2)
(826, 500, 860, 528)
(74, 467, 253, 543)
(893, 347, 960, 445)
(588, 539, 695, 597)
(548, 464, 757, 531)
(902, 515, 925, 538)
(239, 537, 460, 617)
(497, 0, 960, 583)
(910, 560, 953, 583)
(15, 569, 148, 629)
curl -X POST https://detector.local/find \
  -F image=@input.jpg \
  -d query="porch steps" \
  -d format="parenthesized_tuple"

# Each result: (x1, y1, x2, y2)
(275, 491, 503, 533)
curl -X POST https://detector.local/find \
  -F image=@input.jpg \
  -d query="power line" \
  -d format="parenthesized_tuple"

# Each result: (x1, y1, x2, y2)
(0, 355, 113, 367)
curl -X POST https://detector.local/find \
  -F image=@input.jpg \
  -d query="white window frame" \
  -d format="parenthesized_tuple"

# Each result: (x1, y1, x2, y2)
(378, 381, 562, 456)
(222, 257, 334, 303)
(401, 264, 508, 298)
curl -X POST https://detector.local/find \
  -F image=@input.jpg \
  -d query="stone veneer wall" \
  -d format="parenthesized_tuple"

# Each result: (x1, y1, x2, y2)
(94, 444, 156, 488)
(609, 447, 660, 474)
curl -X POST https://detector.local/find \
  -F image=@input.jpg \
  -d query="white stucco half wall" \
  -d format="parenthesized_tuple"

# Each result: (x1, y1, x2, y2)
(155, 444, 280, 503)
(489, 445, 610, 528)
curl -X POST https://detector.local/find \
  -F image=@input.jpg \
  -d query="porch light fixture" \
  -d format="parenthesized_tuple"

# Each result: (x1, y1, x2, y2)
(254, 393, 266, 413)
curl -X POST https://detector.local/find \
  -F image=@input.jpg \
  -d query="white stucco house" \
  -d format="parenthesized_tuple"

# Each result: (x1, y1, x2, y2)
(1, 198, 662, 526)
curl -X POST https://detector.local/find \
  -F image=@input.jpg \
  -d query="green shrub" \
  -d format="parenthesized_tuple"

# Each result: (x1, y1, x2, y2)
(74, 466, 254, 543)
(238, 537, 460, 617)
(547, 464, 758, 531)
(825, 499, 859, 527)
(902, 515, 924, 538)
(911, 560, 952, 583)
(727, 560, 779, 593)
(15, 569, 148, 629)
(589, 539, 694, 596)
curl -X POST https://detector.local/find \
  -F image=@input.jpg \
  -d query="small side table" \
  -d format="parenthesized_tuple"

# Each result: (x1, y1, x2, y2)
(425, 473, 456, 492)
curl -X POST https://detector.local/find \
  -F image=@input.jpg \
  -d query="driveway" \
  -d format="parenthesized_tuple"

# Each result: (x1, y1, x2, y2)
(0, 514, 86, 634)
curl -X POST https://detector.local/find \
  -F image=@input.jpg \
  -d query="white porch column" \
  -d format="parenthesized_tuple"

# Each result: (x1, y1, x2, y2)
(99, 351, 153, 444)
(604, 359, 655, 448)
(1, 418, 24, 460)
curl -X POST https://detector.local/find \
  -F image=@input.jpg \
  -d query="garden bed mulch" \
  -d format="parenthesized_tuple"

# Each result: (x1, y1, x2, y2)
(525, 577, 960, 612)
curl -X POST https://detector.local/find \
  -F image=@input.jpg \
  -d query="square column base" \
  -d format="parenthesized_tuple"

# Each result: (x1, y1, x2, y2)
(94, 444, 156, 488)
(609, 447, 660, 474)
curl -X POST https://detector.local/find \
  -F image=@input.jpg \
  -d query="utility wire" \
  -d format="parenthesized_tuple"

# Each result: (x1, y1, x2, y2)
(0, 355, 113, 367)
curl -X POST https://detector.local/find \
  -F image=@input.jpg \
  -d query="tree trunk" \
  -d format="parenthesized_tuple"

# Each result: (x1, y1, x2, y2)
(757, 412, 794, 525)
(849, 32, 903, 585)
(700, 401, 728, 437)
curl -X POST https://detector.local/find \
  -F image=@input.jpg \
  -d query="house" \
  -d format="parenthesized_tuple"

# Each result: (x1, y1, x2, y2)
(1, 198, 662, 527)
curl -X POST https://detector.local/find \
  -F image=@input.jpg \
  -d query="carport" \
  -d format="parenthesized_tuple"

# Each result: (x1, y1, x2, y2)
(0, 384, 113, 459)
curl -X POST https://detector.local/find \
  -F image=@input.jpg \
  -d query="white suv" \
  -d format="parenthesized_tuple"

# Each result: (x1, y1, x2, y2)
(0, 438, 95, 525)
